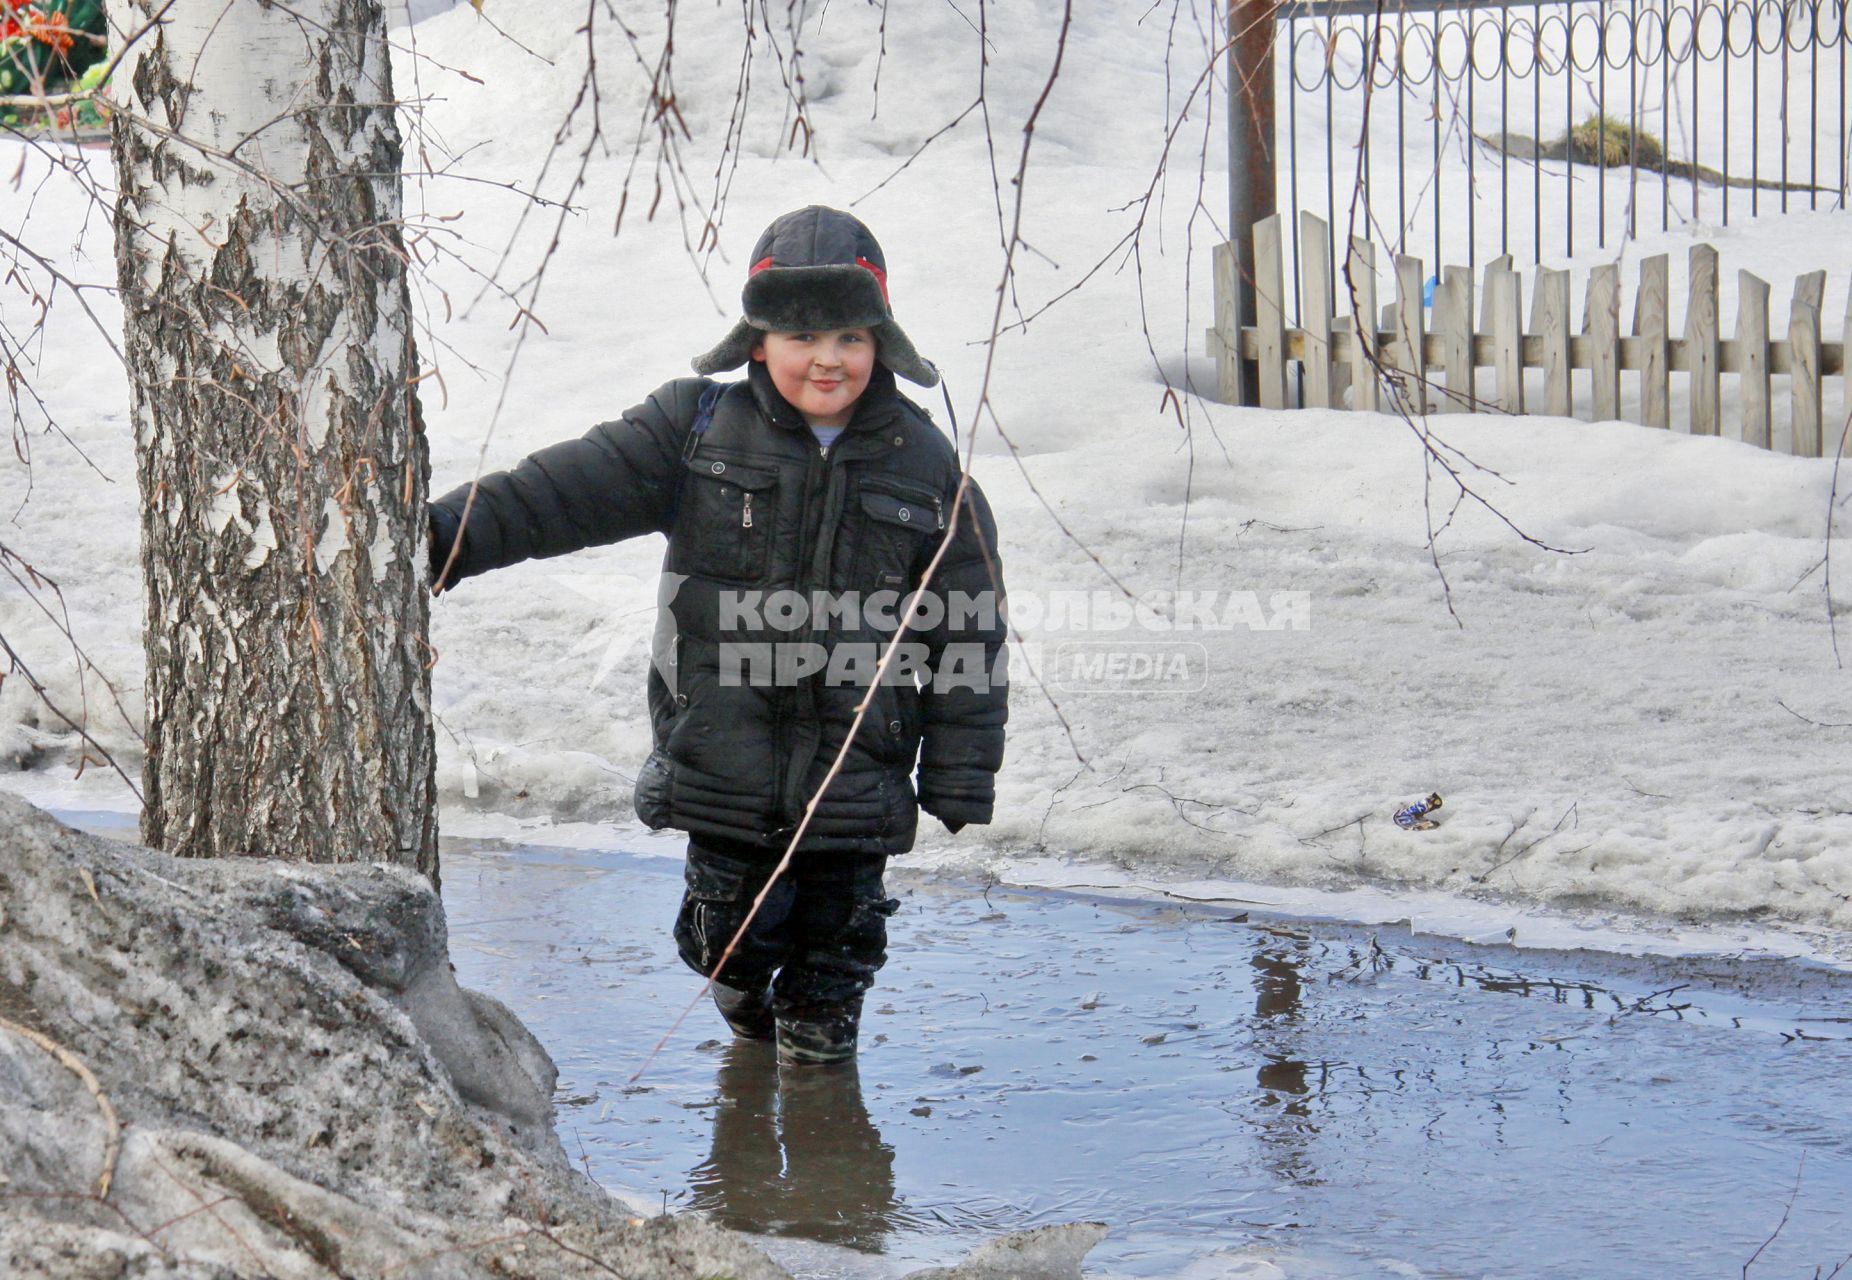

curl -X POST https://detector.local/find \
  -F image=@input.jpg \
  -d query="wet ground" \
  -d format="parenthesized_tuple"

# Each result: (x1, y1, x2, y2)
(441, 838, 1852, 1279)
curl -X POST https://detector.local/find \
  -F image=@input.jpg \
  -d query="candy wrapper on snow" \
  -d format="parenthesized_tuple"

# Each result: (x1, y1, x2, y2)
(1393, 793, 1444, 830)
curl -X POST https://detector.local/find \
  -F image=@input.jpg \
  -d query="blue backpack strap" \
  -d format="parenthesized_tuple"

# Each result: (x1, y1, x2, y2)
(670, 381, 728, 528)
(679, 381, 726, 464)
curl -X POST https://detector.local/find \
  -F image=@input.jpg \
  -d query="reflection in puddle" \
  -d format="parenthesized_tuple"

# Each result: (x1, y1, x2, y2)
(443, 841, 1852, 1278)
(689, 1043, 898, 1252)
(1250, 945, 1322, 1193)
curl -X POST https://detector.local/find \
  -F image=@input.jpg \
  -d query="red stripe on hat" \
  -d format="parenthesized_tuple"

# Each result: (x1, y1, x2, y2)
(748, 256, 777, 275)
(857, 256, 890, 304)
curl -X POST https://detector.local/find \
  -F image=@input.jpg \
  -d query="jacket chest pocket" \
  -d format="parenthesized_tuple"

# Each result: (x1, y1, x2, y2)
(671, 456, 780, 583)
(851, 479, 944, 593)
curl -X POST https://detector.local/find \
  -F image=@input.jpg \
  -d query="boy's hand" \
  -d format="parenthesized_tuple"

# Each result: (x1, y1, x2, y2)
(427, 505, 463, 595)
(917, 776, 992, 833)
(918, 777, 991, 835)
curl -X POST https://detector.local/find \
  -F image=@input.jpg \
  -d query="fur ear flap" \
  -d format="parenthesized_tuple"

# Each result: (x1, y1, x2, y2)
(869, 320, 938, 387)
(692, 319, 759, 377)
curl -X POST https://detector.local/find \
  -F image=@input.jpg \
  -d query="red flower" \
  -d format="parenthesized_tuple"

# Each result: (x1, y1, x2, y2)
(23, 9, 73, 54)
(1, 5, 73, 54)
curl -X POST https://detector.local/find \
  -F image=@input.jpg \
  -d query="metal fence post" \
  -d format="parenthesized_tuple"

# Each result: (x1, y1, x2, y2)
(1228, 0, 1278, 407)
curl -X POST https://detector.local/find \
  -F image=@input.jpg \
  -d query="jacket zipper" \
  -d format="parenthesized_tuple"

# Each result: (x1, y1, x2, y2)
(742, 492, 753, 529)
(775, 440, 828, 824)
(777, 424, 891, 826)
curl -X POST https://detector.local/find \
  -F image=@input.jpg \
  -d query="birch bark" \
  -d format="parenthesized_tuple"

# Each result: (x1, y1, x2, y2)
(110, 0, 437, 875)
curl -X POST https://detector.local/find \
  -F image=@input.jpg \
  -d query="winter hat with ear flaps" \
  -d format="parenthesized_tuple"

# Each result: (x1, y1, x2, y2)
(692, 205, 940, 388)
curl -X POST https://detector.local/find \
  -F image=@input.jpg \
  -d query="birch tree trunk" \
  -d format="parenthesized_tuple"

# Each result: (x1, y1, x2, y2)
(110, 0, 437, 875)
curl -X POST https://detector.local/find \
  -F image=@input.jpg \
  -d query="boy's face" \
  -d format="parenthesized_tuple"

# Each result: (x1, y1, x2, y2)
(751, 328, 877, 428)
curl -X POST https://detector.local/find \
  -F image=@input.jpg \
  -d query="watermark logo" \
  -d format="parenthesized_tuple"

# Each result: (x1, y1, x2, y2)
(717, 588, 1001, 633)
(1009, 588, 1309, 634)
(1023, 588, 1305, 695)
(717, 641, 1000, 691)
(1047, 641, 1209, 693)
(544, 578, 1306, 696)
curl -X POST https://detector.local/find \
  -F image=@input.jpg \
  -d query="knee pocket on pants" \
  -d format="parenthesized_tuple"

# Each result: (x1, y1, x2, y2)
(676, 852, 789, 976)
(846, 891, 900, 946)
(817, 889, 899, 973)
(682, 850, 762, 902)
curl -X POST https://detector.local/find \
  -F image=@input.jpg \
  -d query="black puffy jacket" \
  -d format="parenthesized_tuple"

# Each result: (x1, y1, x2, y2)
(429, 363, 1008, 855)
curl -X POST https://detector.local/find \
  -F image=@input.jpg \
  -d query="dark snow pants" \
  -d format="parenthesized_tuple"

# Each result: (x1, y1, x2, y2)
(673, 836, 899, 1014)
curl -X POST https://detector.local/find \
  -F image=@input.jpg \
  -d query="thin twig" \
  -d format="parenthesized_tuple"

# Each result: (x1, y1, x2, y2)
(1472, 801, 1580, 884)
(1777, 699, 1852, 729)
(0, 1015, 121, 1198)
(1742, 1149, 1807, 1277)
(0, 630, 143, 801)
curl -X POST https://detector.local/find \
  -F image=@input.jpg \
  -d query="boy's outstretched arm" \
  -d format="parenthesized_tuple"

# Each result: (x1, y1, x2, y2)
(428, 379, 707, 590)
(913, 478, 1009, 833)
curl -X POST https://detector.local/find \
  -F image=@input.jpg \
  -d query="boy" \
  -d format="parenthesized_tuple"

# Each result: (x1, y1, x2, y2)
(428, 207, 1008, 1067)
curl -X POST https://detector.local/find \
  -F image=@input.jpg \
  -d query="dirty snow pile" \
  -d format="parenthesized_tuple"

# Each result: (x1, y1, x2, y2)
(0, 793, 790, 1279)
(1, 1, 1850, 938)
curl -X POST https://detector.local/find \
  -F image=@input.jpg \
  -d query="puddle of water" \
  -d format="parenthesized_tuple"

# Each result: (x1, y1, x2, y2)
(442, 840, 1852, 1279)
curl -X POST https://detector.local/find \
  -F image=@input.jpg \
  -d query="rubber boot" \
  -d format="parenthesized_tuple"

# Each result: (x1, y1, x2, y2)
(711, 981, 774, 1041)
(775, 997, 863, 1066)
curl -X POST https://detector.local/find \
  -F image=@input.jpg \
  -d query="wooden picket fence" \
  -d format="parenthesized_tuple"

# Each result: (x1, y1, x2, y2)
(1210, 212, 1851, 456)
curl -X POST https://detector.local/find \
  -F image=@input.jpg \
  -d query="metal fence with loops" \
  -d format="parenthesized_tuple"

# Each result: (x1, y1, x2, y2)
(1267, 0, 1851, 335)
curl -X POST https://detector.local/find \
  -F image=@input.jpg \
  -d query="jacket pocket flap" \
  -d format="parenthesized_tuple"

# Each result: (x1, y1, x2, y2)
(687, 456, 779, 490)
(860, 488, 943, 531)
